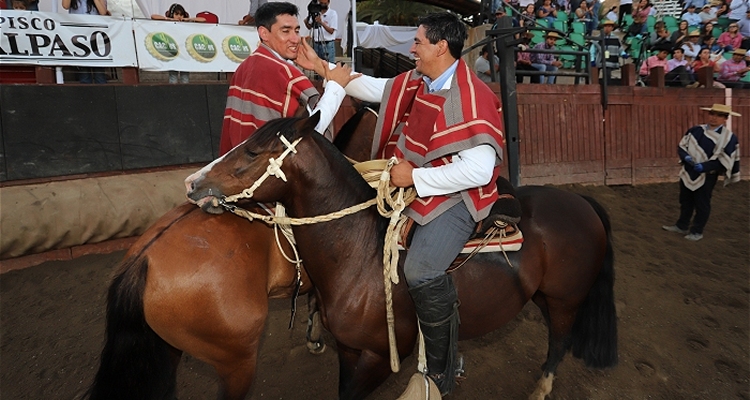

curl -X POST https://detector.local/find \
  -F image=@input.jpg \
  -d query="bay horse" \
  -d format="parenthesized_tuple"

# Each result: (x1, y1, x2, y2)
(86, 108, 379, 400)
(185, 113, 618, 400)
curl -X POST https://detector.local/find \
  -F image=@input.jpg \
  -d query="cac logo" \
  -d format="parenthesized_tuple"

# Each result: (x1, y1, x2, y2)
(222, 36, 252, 63)
(145, 32, 179, 61)
(186, 34, 217, 63)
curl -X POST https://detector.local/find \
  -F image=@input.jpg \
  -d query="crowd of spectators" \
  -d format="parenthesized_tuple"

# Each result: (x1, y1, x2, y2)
(488, 0, 749, 87)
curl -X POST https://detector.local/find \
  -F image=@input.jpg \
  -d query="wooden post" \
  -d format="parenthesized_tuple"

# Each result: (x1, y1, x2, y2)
(35, 67, 55, 84)
(121, 67, 140, 84)
(589, 66, 599, 84)
(649, 66, 665, 87)
(696, 66, 713, 88)
(621, 63, 636, 86)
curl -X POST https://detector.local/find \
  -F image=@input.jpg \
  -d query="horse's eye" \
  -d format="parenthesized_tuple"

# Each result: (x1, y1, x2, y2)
(244, 148, 258, 158)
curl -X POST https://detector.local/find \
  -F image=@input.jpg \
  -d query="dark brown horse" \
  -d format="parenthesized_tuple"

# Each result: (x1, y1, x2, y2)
(86, 108, 379, 400)
(185, 114, 618, 400)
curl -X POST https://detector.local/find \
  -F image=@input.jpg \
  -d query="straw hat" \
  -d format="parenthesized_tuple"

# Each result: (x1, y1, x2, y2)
(700, 104, 741, 117)
(688, 30, 701, 37)
(733, 48, 747, 56)
(602, 19, 616, 26)
(545, 31, 561, 39)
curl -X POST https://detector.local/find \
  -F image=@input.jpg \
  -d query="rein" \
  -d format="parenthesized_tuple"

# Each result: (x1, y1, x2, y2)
(217, 135, 415, 373)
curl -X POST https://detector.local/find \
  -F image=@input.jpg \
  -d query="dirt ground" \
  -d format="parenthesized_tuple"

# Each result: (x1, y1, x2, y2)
(2, 181, 748, 400)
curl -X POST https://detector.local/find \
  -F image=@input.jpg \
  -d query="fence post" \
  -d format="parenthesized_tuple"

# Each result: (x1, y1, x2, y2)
(494, 17, 521, 187)
(696, 66, 714, 88)
(621, 63, 636, 86)
(648, 66, 665, 87)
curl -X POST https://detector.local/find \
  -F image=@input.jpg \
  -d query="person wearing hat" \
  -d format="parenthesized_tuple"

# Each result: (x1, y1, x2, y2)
(596, 20, 624, 83)
(662, 104, 741, 241)
(516, 32, 542, 83)
(681, 30, 702, 61)
(698, 3, 719, 24)
(531, 32, 563, 84)
(639, 42, 671, 78)
(717, 48, 750, 87)
(682, 4, 703, 27)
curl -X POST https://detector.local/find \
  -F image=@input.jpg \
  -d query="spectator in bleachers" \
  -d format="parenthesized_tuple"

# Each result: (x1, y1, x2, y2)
(684, 0, 707, 10)
(682, 30, 702, 61)
(699, 4, 719, 23)
(531, 32, 563, 84)
(492, 8, 520, 28)
(682, 5, 703, 27)
(62, 0, 109, 84)
(516, 33, 541, 83)
(239, 0, 268, 25)
(152, 4, 206, 84)
(536, 0, 557, 26)
(640, 44, 699, 86)
(667, 47, 699, 86)
(702, 34, 721, 52)
(520, 4, 536, 26)
(693, 47, 727, 87)
(671, 20, 690, 45)
(714, 0, 730, 17)
(650, 21, 673, 49)
(737, 9, 750, 45)
(727, 0, 749, 23)
(700, 22, 716, 39)
(475, 44, 500, 84)
(717, 48, 749, 87)
(574, 1, 596, 33)
(629, 0, 651, 36)
(718, 22, 743, 51)
(5, 0, 37, 9)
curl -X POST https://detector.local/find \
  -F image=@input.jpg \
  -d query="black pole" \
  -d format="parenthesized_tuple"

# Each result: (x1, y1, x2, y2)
(494, 17, 521, 187)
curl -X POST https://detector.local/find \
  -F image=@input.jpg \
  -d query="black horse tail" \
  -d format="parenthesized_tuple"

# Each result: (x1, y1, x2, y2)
(570, 195, 618, 368)
(85, 256, 177, 400)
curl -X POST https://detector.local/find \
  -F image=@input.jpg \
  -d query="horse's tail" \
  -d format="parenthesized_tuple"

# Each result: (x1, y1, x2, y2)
(85, 256, 177, 400)
(570, 195, 618, 368)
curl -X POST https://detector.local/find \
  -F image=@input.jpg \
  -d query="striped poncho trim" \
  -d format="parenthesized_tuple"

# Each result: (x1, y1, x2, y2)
(679, 124, 740, 191)
(371, 60, 506, 225)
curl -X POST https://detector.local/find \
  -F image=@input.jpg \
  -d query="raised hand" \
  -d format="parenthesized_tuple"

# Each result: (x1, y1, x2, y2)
(324, 62, 362, 88)
(295, 39, 324, 74)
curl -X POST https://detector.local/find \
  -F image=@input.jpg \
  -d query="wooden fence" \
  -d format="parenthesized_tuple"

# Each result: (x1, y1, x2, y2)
(512, 85, 748, 186)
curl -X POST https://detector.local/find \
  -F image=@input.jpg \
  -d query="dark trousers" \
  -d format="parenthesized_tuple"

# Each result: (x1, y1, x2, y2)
(617, 4, 632, 27)
(516, 63, 541, 83)
(676, 173, 718, 235)
(666, 66, 693, 86)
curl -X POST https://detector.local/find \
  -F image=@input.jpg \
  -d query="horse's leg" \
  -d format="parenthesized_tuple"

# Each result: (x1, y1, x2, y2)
(214, 357, 258, 400)
(529, 294, 576, 400)
(306, 292, 326, 354)
(337, 344, 393, 400)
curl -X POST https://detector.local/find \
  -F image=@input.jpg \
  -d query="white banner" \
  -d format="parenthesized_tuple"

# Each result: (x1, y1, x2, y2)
(133, 20, 260, 72)
(0, 10, 138, 67)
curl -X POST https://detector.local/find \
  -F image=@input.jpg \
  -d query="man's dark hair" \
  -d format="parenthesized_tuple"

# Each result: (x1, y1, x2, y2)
(417, 13, 467, 60)
(255, 1, 299, 30)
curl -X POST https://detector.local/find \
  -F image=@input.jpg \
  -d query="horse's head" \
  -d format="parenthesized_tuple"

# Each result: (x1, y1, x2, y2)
(185, 113, 320, 214)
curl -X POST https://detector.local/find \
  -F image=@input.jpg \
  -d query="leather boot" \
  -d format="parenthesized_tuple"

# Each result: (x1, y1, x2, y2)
(408, 274, 460, 395)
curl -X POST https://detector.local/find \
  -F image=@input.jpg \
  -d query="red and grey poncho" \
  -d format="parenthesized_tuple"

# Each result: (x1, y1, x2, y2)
(218, 44, 320, 155)
(371, 60, 506, 225)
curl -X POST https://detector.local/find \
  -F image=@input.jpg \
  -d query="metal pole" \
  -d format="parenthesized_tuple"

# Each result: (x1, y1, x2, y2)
(494, 17, 521, 187)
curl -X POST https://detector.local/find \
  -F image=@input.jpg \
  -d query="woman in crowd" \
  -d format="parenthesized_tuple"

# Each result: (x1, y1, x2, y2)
(62, 0, 109, 84)
(629, 0, 651, 36)
(650, 21, 673, 49)
(693, 47, 727, 87)
(717, 22, 743, 51)
(575, 1, 596, 33)
(521, 3, 537, 26)
(536, 0, 557, 26)
(670, 20, 690, 46)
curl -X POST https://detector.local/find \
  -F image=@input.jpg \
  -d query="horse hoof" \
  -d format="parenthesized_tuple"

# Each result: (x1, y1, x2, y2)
(306, 341, 326, 355)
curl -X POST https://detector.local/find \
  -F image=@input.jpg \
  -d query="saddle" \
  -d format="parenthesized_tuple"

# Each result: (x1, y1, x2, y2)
(398, 177, 524, 271)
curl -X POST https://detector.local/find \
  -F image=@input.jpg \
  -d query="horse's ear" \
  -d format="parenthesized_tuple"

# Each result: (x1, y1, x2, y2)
(304, 111, 321, 133)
